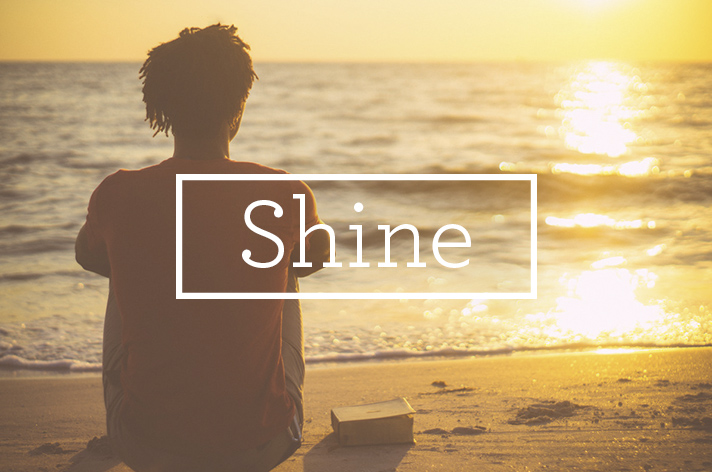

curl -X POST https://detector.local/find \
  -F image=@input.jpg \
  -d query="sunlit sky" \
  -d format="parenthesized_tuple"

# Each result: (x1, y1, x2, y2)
(1, 0, 711, 62)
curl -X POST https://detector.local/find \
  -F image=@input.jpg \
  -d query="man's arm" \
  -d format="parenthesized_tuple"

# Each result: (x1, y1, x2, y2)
(75, 223, 111, 278)
(290, 226, 331, 278)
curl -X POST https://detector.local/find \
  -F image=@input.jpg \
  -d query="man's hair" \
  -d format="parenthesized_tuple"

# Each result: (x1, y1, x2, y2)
(139, 24, 257, 137)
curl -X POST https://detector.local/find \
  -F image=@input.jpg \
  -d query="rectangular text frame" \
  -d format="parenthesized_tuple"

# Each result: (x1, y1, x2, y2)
(176, 174, 537, 300)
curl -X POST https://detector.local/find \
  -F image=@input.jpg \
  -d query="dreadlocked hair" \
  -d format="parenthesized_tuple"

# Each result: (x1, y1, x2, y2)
(139, 24, 257, 137)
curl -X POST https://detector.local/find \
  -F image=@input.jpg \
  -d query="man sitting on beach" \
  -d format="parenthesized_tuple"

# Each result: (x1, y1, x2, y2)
(75, 24, 329, 472)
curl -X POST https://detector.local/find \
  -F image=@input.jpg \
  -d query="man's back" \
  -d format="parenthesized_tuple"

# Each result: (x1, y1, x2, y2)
(83, 157, 318, 455)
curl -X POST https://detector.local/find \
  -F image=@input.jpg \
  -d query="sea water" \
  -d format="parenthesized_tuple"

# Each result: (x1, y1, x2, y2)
(0, 61, 710, 372)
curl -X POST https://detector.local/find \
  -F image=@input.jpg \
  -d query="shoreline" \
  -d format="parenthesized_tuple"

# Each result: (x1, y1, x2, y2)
(1, 347, 711, 471)
(3, 343, 712, 378)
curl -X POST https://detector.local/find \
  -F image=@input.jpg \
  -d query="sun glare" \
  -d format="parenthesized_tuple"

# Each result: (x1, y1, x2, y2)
(545, 213, 650, 230)
(554, 61, 649, 158)
(570, 0, 622, 11)
(552, 267, 664, 339)
(578, 0, 612, 6)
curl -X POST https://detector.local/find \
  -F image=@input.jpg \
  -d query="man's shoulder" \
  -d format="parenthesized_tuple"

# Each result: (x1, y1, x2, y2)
(94, 168, 131, 191)
(93, 166, 154, 192)
(93, 159, 314, 203)
(91, 160, 177, 202)
(221, 162, 316, 208)
(219, 161, 313, 194)
(222, 160, 289, 176)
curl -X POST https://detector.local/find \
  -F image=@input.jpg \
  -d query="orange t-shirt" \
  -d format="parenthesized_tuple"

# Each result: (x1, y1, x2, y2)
(84, 157, 318, 455)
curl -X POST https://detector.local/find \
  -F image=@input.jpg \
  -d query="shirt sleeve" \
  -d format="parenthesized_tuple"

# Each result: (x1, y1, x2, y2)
(82, 175, 112, 260)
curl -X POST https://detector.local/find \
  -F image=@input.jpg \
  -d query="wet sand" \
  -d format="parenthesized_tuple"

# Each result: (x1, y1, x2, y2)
(2, 347, 711, 471)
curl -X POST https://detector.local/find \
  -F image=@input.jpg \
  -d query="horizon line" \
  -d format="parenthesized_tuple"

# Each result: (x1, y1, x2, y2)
(1, 57, 711, 65)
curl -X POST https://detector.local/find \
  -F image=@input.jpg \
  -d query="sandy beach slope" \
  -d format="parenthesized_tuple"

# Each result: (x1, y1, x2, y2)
(1, 347, 711, 471)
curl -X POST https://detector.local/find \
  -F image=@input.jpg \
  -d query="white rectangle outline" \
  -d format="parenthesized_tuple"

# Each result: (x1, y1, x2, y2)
(176, 174, 537, 300)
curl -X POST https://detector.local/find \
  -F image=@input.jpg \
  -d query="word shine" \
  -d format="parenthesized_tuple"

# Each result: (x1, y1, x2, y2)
(242, 194, 471, 269)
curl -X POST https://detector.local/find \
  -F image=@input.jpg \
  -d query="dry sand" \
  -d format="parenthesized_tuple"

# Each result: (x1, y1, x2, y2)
(2, 347, 711, 471)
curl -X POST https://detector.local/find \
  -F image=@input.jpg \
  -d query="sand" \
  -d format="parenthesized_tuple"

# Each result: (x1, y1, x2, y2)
(2, 347, 711, 471)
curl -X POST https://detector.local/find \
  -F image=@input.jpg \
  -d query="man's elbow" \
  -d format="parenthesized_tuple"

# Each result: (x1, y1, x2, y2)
(76, 249, 111, 278)
(75, 251, 105, 276)
(75, 225, 111, 277)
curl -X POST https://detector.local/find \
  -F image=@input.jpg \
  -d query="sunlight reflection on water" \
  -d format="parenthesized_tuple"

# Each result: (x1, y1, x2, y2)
(487, 60, 710, 348)
(555, 61, 645, 158)
(551, 267, 665, 339)
(545, 213, 652, 229)
(551, 157, 659, 176)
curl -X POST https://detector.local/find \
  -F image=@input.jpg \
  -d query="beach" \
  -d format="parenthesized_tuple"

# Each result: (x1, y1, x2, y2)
(1, 0, 711, 468)
(2, 347, 711, 472)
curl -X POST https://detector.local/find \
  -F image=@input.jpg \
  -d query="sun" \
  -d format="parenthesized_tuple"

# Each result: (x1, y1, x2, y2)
(564, 0, 627, 12)
(577, 0, 614, 5)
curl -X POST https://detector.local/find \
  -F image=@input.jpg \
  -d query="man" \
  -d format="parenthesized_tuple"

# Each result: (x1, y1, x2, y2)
(76, 24, 329, 472)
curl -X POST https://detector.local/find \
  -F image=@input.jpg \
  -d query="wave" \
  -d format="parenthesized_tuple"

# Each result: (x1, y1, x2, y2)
(0, 236, 75, 256)
(57, 155, 125, 171)
(0, 151, 121, 172)
(305, 168, 712, 206)
(428, 114, 487, 125)
(1, 342, 708, 373)
(0, 222, 76, 236)
(0, 269, 85, 283)
(305, 341, 712, 364)
(342, 135, 398, 147)
(0, 354, 101, 372)
(308, 177, 532, 202)
(0, 151, 80, 166)
(320, 112, 488, 126)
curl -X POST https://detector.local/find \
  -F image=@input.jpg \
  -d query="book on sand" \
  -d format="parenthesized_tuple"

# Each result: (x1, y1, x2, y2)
(330, 397, 416, 446)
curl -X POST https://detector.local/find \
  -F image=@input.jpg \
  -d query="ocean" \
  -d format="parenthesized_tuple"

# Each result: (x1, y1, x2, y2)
(0, 61, 710, 373)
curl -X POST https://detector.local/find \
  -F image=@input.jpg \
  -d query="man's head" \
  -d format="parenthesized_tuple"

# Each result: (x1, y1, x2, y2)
(140, 24, 257, 138)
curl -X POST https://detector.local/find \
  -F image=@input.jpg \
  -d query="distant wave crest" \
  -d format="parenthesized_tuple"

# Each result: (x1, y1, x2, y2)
(0, 354, 101, 372)
(2, 342, 709, 373)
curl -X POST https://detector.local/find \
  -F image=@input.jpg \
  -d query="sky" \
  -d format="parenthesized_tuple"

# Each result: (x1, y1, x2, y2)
(1, 0, 711, 62)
